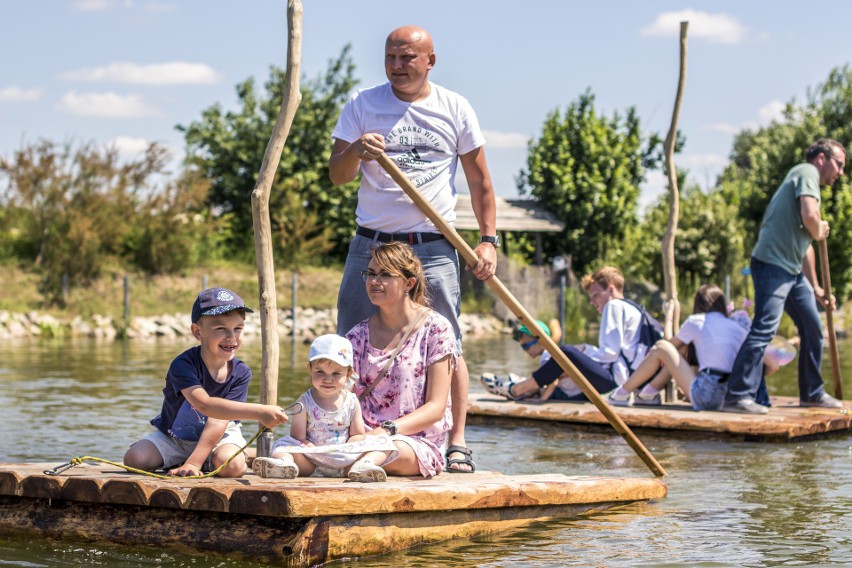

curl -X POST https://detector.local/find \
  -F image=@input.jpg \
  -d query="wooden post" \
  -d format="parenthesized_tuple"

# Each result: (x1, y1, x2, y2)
(818, 239, 843, 399)
(123, 275, 130, 324)
(377, 154, 667, 477)
(291, 271, 297, 342)
(251, 0, 303, 457)
(661, 21, 688, 404)
(661, 21, 688, 340)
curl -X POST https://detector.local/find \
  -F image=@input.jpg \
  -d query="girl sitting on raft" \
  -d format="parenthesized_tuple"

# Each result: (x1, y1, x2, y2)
(608, 284, 748, 410)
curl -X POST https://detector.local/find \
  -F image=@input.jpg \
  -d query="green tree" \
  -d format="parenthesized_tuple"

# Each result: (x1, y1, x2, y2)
(627, 184, 747, 297)
(718, 65, 852, 300)
(275, 191, 334, 270)
(517, 90, 662, 275)
(126, 169, 228, 274)
(0, 140, 216, 303)
(180, 45, 359, 261)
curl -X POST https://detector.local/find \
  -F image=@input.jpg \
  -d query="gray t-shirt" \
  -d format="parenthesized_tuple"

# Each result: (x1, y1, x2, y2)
(751, 163, 821, 275)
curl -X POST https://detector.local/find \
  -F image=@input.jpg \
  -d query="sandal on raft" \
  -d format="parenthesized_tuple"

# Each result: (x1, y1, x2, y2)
(445, 445, 476, 473)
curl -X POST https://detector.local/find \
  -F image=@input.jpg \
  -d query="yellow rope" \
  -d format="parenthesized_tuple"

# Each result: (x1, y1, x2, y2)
(46, 427, 268, 479)
(45, 402, 304, 479)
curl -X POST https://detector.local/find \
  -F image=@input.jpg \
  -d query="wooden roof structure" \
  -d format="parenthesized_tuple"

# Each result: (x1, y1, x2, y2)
(454, 194, 564, 233)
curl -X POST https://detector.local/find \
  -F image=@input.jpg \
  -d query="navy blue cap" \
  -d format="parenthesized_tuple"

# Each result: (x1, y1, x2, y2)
(191, 288, 254, 323)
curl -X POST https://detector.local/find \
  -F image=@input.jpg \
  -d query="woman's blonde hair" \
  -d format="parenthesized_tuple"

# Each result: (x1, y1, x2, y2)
(370, 242, 429, 306)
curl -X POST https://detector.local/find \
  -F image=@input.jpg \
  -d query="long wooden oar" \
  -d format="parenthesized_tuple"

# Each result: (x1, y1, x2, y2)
(377, 153, 667, 477)
(818, 239, 843, 400)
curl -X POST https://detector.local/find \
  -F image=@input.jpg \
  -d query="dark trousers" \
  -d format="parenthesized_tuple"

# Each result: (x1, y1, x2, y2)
(532, 345, 618, 398)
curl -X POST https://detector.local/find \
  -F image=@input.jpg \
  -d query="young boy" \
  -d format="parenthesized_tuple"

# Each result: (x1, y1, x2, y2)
(481, 267, 644, 400)
(123, 287, 290, 477)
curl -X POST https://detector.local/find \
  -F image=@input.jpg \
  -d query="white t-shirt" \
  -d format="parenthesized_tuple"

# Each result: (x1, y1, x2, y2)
(581, 299, 645, 385)
(332, 82, 486, 233)
(675, 311, 748, 372)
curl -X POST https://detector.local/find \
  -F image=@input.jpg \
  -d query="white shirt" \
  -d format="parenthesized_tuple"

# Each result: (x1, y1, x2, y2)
(332, 82, 486, 233)
(582, 299, 644, 385)
(675, 312, 748, 372)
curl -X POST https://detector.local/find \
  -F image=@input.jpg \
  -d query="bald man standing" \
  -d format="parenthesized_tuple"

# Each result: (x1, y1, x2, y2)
(330, 26, 498, 473)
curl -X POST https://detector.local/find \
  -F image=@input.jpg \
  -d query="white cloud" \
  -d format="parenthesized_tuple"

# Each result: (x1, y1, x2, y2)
(705, 99, 788, 136)
(641, 10, 749, 44)
(705, 122, 743, 135)
(58, 91, 162, 118)
(678, 153, 728, 171)
(639, 170, 667, 211)
(640, 153, 728, 209)
(143, 2, 178, 14)
(483, 129, 530, 149)
(72, 0, 173, 12)
(108, 136, 151, 157)
(72, 0, 116, 12)
(61, 61, 221, 85)
(0, 86, 42, 102)
(757, 100, 786, 124)
(680, 153, 728, 190)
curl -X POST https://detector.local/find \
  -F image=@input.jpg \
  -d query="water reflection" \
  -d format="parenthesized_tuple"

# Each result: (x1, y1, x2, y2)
(0, 335, 851, 566)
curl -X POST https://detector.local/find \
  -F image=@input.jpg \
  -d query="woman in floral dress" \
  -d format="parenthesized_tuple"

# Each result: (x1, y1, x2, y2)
(345, 242, 457, 481)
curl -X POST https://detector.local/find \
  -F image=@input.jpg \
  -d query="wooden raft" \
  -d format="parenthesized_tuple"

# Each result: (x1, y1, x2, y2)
(468, 393, 852, 441)
(0, 463, 666, 566)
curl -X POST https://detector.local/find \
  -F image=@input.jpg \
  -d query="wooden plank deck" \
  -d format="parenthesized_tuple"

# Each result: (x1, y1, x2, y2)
(0, 462, 666, 566)
(468, 393, 852, 441)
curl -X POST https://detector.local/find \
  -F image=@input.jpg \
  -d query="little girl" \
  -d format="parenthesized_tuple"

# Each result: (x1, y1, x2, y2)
(608, 285, 748, 411)
(252, 334, 393, 480)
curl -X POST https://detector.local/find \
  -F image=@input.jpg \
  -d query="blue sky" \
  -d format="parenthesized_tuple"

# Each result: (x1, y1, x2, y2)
(3, 1, 851, 209)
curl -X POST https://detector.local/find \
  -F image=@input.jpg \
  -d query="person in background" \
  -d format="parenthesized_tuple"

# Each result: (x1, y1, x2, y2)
(480, 267, 641, 401)
(723, 139, 846, 414)
(609, 285, 748, 410)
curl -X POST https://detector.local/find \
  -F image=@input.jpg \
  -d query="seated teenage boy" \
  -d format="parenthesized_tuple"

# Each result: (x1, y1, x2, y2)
(484, 266, 647, 400)
(123, 288, 290, 477)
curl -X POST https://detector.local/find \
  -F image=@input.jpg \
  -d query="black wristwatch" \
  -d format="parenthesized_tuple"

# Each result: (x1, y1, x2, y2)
(480, 235, 501, 248)
(380, 420, 398, 435)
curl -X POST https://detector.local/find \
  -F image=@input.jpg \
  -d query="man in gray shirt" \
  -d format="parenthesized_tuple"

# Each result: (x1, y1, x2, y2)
(722, 139, 845, 414)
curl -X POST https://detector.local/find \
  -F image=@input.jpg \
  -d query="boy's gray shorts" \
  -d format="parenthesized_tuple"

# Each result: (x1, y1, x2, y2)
(140, 421, 247, 470)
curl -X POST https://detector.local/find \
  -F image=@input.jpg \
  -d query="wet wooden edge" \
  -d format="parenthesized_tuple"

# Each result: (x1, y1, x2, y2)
(0, 463, 666, 519)
(0, 493, 655, 566)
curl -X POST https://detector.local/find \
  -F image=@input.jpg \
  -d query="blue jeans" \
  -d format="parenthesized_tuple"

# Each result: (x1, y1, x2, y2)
(531, 345, 618, 397)
(726, 257, 826, 404)
(336, 234, 462, 349)
(690, 369, 728, 411)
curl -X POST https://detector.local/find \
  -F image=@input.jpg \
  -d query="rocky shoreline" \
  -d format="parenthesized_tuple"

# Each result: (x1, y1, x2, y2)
(0, 309, 508, 341)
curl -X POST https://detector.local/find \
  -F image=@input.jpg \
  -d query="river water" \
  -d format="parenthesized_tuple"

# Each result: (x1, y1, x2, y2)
(1, 334, 852, 567)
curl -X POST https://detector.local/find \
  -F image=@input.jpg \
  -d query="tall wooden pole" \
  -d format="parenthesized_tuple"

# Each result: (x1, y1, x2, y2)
(252, 0, 303, 457)
(818, 239, 843, 399)
(661, 21, 688, 339)
(377, 154, 667, 477)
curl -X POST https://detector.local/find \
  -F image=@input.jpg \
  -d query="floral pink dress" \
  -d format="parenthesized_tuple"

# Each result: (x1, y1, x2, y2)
(346, 310, 457, 477)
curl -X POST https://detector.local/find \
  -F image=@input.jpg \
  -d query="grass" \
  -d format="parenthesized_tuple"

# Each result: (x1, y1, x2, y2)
(1, 262, 345, 320)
